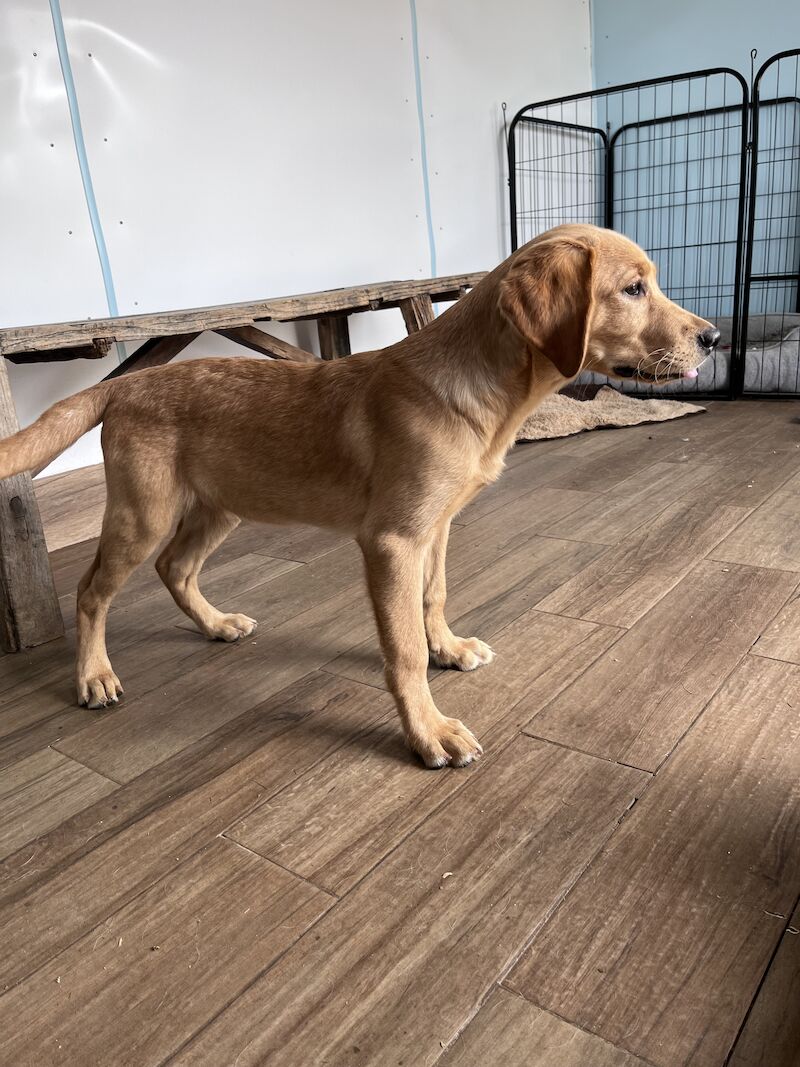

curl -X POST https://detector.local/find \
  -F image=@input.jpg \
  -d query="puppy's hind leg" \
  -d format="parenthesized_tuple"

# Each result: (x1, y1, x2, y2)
(155, 502, 255, 641)
(76, 490, 174, 708)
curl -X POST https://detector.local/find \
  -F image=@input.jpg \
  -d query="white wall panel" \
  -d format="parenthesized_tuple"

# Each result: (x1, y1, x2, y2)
(60, 0, 431, 313)
(1, 1, 592, 476)
(0, 1, 109, 326)
(2, 0, 117, 476)
(417, 0, 593, 275)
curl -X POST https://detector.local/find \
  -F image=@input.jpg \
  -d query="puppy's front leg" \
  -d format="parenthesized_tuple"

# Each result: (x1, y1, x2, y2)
(360, 531, 483, 768)
(424, 520, 495, 672)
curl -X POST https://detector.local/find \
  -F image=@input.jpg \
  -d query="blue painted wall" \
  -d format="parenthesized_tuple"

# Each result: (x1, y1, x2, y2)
(592, 0, 800, 88)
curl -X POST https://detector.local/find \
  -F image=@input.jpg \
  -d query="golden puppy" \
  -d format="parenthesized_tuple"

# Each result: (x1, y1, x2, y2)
(0, 224, 718, 767)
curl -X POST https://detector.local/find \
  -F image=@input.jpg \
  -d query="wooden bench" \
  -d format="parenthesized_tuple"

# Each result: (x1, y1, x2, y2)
(0, 271, 485, 652)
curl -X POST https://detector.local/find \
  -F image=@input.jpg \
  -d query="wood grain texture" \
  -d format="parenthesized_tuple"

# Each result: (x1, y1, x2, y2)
(712, 471, 800, 571)
(317, 313, 352, 358)
(729, 904, 800, 1067)
(52, 562, 376, 782)
(399, 293, 435, 332)
(0, 748, 116, 860)
(0, 672, 392, 909)
(448, 535, 606, 648)
(543, 458, 720, 545)
(228, 609, 622, 895)
(0, 357, 63, 651)
(752, 592, 800, 664)
(44, 546, 296, 627)
(548, 422, 648, 457)
(17, 539, 355, 708)
(681, 446, 800, 507)
(216, 324, 318, 361)
(542, 437, 670, 492)
(589, 655, 800, 914)
(655, 400, 789, 465)
(508, 655, 800, 1066)
(535, 499, 750, 627)
(8, 531, 327, 712)
(0, 552, 303, 771)
(0, 839, 333, 1067)
(5, 338, 111, 363)
(456, 451, 590, 524)
(5, 400, 800, 1066)
(0, 630, 76, 707)
(239, 518, 351, 563)
(447, 485, 596, 574)
(528, 560, 798, 769)
(323, 483, 596, 691)
(506, 871, 781, 1067)
(0, 272, 485, 354)
(439, 987, 651, 1067)
(34, 463, 106, 550)
(326, 531, 604, 690)
(103, 331, 200, 380)
(48, 536, 99, 597)
(106, 548, 299, 612)
(0, 776, 265, 991)
(172, 738, 647, 1067)
(0, 629, 193, 774)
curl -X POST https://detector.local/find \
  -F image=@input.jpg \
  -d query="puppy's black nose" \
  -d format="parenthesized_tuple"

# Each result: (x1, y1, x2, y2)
(697, 326, 721, 351)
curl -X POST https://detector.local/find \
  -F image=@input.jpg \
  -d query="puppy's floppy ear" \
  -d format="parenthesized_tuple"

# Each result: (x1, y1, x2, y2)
(498, 238, 596, 379)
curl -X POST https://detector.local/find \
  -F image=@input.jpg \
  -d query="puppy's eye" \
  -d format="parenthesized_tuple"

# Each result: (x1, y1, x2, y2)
(623, 281, 645, 297)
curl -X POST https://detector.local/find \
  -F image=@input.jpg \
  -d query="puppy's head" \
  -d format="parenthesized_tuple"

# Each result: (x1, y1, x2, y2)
(498, 224, 719, 384)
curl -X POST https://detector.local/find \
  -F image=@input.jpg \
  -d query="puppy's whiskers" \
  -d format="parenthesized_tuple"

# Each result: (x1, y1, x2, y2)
(634, 348, 668, 383)
(652, 351, 674, 384)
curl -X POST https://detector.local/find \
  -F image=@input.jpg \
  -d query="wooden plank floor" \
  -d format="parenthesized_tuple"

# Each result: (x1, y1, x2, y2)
(1, 399, 799, 1066)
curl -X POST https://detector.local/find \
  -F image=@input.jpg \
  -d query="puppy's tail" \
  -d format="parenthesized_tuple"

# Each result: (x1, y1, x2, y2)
(0, 380, 115, 479)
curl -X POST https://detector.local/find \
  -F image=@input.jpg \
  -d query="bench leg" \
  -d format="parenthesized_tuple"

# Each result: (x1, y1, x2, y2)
(0, 357, 64, 651)
(399, 294, 435, 333)
(317, 315, 352, 359)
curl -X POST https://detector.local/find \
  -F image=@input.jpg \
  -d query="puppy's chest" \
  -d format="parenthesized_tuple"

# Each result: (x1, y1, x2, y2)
(446, 451, 508, 521)
(459, 454, 507, 502)
(478, 451, 509, 487)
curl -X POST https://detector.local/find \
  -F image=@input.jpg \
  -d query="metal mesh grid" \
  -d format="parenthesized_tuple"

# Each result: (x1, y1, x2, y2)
(742, 50, 800, 396)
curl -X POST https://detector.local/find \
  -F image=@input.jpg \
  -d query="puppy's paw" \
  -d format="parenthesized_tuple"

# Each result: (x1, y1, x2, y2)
(209, 613, 258, 642)
(77, 667, 124, 709)
(430, 636, 494, 672)
(412, 717, 484, 769)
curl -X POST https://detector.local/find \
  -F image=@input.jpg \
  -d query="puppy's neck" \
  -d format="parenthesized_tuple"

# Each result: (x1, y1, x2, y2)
(390, 286, 564, 450)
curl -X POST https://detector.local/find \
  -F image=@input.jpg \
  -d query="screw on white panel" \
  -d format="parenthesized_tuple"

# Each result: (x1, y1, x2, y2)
(33, 52, 38, 57)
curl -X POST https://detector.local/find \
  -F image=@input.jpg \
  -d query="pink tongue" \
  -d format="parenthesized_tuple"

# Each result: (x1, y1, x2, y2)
(683, 368, 699, 379)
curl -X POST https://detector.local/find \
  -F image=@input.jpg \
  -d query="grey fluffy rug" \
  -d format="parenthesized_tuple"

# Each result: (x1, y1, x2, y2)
(516, 385, 705, 442)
